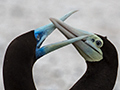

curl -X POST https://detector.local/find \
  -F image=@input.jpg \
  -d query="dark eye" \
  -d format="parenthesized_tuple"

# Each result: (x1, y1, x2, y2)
(37, 35, 40, 41)
(91, 39, 95, 42)
(96, 40, 102, 47)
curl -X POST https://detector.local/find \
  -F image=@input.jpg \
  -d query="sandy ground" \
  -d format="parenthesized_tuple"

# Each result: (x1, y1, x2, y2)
(0, 0, 120, 90)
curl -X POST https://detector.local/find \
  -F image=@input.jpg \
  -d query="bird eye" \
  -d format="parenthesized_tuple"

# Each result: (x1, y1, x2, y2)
(37, 35, 40, 41)
(91, 39, 95, 42)
(96, 40, 102, 47)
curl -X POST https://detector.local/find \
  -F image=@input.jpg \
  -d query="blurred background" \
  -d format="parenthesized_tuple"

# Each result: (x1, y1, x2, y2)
(0, 0, 120, 90)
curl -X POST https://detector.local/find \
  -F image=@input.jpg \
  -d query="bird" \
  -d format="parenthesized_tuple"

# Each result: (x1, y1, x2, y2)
(50, 18, 118, 90)
(3, 11, 87, 90)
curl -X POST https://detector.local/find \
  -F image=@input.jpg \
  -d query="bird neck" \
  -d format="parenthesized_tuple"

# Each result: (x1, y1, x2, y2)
(3, 31, 37, 90)
(4, 62, 36, 90)
(70, 58, 118, 90)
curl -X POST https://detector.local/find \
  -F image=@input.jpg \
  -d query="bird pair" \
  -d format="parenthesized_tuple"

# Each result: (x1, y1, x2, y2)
(3, 11, 118, 90)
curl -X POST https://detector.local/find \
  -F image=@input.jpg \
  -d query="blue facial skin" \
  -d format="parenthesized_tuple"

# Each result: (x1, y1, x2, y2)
(34, 28, 48, 60)
(34, 32, 44, 56)
(34, 31, 44, 47)
(34, 22, 56, 60)
(35, 46, 46, 59)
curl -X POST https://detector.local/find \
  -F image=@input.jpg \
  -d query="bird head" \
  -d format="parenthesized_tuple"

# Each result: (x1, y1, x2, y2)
(34, 10, 88, 60)
(50, 18, 118, 62)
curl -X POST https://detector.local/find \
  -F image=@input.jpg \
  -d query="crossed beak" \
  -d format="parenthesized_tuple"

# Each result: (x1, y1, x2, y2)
(35, 10, 89, 59)
(50, 18, 103, 62)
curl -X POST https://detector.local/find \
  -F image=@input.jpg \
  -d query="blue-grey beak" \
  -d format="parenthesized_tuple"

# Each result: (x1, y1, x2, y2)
(34, 10, 88, 60)
(34, 10, 78, 48)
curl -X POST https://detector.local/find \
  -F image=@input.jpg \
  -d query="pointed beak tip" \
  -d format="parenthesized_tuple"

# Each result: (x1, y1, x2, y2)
(49, 18, 56, 22)
(68, 10, 79, 15)
(73, 10, 79, 13)
(49, 18, 59, 25)
(49, 17, 53, 21)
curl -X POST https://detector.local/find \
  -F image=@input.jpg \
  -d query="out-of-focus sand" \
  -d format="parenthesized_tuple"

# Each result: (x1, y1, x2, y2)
(0, 0, 120, 90)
